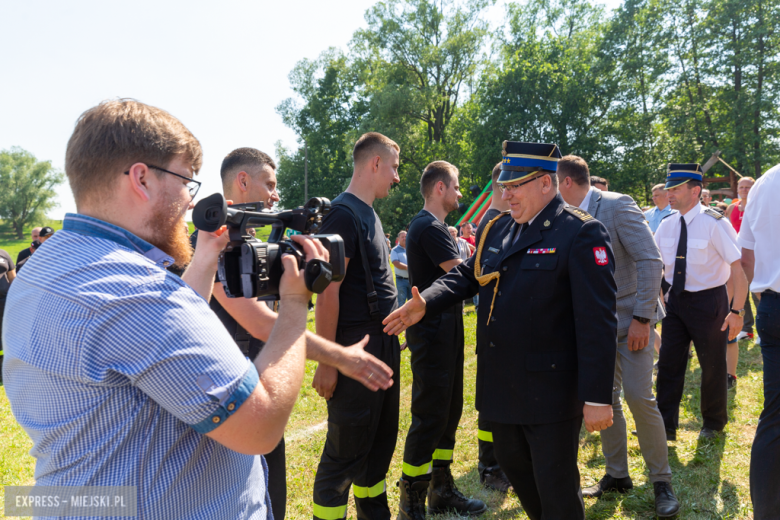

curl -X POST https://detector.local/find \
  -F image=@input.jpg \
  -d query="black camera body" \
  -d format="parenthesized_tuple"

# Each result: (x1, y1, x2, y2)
(192, 193, 345, 299)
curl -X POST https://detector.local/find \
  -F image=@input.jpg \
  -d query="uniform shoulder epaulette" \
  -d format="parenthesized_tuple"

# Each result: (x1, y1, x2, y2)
(703, 207, 725, 220)
(563, 205, 594, 222)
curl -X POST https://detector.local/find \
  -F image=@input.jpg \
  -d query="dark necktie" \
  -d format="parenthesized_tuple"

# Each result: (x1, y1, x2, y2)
(672, 216, 687, 295)
(513, 222, 529, 244)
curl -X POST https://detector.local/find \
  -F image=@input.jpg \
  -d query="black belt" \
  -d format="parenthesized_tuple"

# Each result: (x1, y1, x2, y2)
(764, 289, 779, 298)
(396, 275, 409, 279)
(677, 285, 726, 296)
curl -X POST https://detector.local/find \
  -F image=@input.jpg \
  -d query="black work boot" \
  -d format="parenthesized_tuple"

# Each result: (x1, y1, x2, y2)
(397, 479, 428, 520)
(428, 465, 487, 516)
(582, 474, 633, 498)
(479, 466, 513, 493)
(653, 481, 680, 517)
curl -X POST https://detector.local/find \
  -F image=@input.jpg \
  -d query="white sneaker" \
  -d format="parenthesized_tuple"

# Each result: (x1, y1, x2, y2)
(736, 331, 749, 341)
(756, 336, 761, 346)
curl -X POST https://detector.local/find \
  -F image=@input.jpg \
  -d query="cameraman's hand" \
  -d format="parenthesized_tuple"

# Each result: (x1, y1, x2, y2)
(183, 225, 229, 301)
(279, 236, 329, 301)
(313, 363, 339, 400)
(193, 225, 229, 266)
(338, 335, 393, 392)
(382, 286, 427, 335)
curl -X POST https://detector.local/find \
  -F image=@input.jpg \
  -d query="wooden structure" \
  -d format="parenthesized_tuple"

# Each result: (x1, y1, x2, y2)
(701, 151, 742, 199)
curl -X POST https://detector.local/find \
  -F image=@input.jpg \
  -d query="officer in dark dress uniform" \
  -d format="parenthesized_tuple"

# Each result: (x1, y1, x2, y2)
(384, 141, 618, 520)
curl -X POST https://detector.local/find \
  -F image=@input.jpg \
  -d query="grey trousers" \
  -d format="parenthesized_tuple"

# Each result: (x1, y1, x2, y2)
(600, 333, 672, 483)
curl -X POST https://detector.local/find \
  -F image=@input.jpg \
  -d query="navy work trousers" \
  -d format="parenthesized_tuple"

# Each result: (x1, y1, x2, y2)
(751, 291, 780, 519)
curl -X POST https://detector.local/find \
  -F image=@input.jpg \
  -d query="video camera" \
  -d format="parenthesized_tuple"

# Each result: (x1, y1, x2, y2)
(192, 193, 345, 299)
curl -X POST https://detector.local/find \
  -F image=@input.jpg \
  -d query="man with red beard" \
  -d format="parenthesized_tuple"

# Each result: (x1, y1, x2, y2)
(2, 99, 324, 520)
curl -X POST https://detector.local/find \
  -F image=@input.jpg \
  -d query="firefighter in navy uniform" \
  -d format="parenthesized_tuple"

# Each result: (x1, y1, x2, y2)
(397, 161, 487, 519)
(384, 141, 618, 520)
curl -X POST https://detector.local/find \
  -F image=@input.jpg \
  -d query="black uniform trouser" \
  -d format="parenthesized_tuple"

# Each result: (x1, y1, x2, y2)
(751, 291, 780, 519)
(265, 437, 286, 520)
(0, 299, 5, 382)
(492, 417, 585, 520)
(312, 324, 400, 520)
(402, 304, 464, 481)
(657, 285, 729, 432)
(477, 415, 499, 473)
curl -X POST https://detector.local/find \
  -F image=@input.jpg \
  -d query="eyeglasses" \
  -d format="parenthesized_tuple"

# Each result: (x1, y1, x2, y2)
(124, 164, 201, 199)
(497, 175, 541, 194)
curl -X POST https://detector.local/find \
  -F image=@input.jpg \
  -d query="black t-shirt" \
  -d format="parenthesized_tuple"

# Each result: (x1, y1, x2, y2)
(475, 208, 502, 245)
(0, 248, 14, 301)
(406, 210, 460, 294)
(187, 231, 267, 361)
(16, 248, 31, 266)
(321, 192, 398, 325)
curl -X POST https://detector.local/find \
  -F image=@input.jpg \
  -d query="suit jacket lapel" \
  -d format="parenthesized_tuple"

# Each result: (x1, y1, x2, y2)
(499, 222, 517, 260)
(589, 190, 603, 219)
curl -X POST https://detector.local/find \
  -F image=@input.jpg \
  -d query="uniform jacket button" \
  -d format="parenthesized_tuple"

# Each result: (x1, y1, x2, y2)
(490, 316, 496, 322)
(489, 342, 495, 347)
(551, 364, 556, 369)
(502, 266, 508, 272)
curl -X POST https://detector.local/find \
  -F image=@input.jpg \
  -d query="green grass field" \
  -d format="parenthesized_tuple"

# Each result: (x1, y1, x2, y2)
(0, 303, 763, 519)
(0, 221, 64, 261)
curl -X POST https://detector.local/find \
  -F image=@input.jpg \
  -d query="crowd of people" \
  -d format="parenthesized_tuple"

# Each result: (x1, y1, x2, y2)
(1, 98, 778, 520)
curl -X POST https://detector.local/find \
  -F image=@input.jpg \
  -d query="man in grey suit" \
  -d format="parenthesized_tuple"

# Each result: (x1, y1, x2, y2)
(557, 156, 680, 517)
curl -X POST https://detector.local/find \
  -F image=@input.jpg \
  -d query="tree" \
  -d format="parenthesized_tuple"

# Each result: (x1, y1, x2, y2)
(0, 147, 64, 238)
(470, 0, 626, 194)
(276, 50, 366, 208)
(277, 0, 493, 235)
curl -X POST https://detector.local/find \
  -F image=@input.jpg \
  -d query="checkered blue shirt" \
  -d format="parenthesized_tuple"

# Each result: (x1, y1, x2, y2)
(2, 213, 271, 519)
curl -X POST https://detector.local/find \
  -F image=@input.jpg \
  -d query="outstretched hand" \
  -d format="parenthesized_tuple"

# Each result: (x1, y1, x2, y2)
(382, 286, 426, 335)
(338, 335, 394, 392)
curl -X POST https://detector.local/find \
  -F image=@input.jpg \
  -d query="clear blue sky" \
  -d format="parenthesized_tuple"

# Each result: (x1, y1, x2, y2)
(0, 0, 621, 219)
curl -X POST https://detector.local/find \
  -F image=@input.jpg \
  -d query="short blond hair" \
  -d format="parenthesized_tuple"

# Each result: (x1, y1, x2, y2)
(352, 132, 400, 165)
(65, 99, 202, 206)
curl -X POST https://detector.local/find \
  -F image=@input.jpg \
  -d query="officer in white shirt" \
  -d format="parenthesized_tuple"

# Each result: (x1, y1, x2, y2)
(739, 163, 780, 519)
(654, 164, 748, 441)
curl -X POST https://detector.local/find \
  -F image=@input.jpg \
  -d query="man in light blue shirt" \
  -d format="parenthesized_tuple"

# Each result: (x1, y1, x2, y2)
(2, 99, 326, 519)
(391, 230, 412, 306)
(645, 183, 677, 233)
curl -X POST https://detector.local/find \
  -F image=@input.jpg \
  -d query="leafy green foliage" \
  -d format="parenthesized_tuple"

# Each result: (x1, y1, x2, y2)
(0, 148, 64, 239)
(277, 0, 780, 222)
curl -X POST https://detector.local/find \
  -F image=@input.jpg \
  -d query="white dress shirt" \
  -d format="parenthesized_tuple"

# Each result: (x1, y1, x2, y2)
(654, 201, 741, 292)
(577, 186, 598, 212)
(737, 163, 780, 293)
